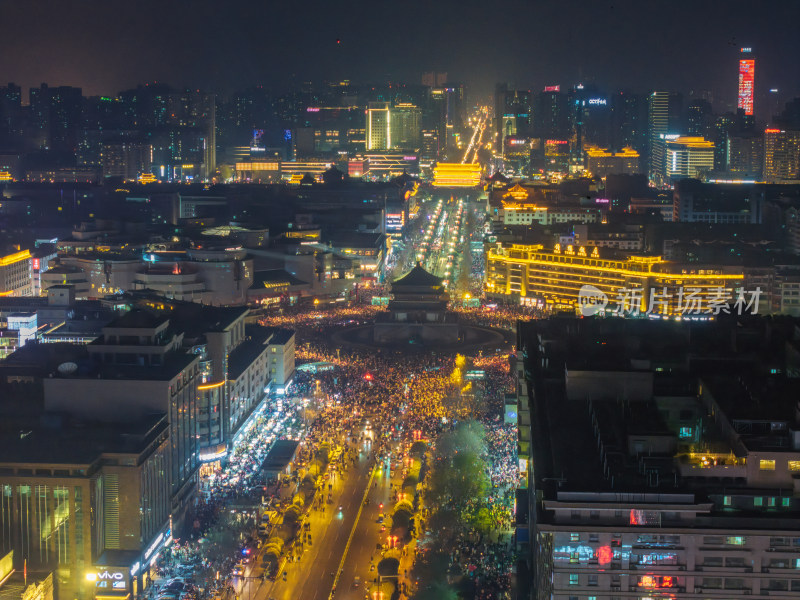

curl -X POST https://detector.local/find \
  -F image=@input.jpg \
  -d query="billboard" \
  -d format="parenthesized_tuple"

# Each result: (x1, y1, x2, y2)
(738, 59, 755, 116)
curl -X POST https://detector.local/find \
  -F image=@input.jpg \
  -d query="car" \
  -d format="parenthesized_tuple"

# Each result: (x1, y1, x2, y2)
(380, 524, 386, 532)
(376, 515, 384, 523)
(353, 576, 361, 588)
(232, 564, 245, 577)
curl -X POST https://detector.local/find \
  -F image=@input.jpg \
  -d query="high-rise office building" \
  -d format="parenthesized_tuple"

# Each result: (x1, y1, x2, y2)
(713, 112, 737, 171)
(648, 91, 683, 182)
(609, 92, 647, 155)
(727, 133, 764, 178)
(421, 72, 448, 87)
(764, 128, 800, 183)
(687, 99, 714, 138)
(495, 85, 533, 151)
(0, 83, 23, 147)
(664, 136, 715, 182)
(420, 129, 440, 168)
(101, 138, 153, 180)
(29, 84, 83, 153)
(367, 102, 390, 150)
(390, 103, 421, 150)
(738, 48, 755, 116)
(534, 88, 570, 140)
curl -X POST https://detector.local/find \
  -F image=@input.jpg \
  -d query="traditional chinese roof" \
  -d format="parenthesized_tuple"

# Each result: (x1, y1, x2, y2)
(391, 264, 443, 288)
(502, 183, 529, 200)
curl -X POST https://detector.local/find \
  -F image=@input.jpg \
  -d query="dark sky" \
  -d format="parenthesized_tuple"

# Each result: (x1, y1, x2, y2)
(2, 0, 799, 115)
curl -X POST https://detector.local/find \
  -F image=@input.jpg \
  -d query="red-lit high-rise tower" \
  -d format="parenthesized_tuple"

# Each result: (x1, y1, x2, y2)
(738, 47, 755, 116)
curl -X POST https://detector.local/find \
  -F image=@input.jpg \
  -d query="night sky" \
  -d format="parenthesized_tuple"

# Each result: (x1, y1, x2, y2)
(3, 0, 799, 114)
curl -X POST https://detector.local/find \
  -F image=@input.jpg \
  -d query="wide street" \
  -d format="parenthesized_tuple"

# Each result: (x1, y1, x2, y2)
(156, 184, 527, 600)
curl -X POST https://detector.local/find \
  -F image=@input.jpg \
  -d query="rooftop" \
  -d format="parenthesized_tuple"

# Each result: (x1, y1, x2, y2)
(391, 264, 443, 288)
(0, 414, 168, 465)
(228, 326, 272, 380)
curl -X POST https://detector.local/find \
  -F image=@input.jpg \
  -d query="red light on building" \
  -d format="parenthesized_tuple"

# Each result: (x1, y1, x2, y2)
(543, 85, 560, 92)
(738, 58, 755, 116)
(545, 139, 568, 146)
(639, 575, 676, 589)
(640, 575, 656, 588)
(596, 546, 612, 565)
(32, 258, 40, 270)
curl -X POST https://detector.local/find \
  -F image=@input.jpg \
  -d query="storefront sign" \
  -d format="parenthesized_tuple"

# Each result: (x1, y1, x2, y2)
(93, 568, 128, 593)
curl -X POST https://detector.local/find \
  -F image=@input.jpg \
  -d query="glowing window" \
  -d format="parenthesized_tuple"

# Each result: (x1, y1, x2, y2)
(788, 461, 800, 471)
(760, 459, 776, 471)
(726, 536, 746, 546)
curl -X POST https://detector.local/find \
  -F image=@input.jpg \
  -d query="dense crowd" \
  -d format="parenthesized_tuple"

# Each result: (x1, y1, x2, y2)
(285, 305, 519, 599)
(154, 196, 521, 600)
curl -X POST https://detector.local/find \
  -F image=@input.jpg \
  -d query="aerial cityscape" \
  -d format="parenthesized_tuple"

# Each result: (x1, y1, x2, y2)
(1, 2, 800, 600)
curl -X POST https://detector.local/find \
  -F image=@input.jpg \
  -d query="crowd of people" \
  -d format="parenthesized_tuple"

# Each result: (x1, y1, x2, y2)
(283, 304, 519, 599)
(151, 195, 523, 600)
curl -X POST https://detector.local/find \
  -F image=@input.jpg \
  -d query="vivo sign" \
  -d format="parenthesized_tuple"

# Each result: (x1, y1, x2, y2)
(98, 572, 124, 581)
(588, 98, 607, 106)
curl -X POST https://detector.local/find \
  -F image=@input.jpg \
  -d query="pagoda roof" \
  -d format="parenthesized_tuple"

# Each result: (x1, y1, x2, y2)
(391, 264, 443, 288)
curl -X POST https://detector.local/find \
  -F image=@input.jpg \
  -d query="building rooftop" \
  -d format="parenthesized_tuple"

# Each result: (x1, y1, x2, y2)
(50, 351, 197, 381)
(104, 308, 170, 330)
(252, 269, 308, 287)
(261, 439, 300, 472)
(0, 414, 168, 465)
(228, 326, 272, 380)
(518, 316, 800, 507)
(268, 328, 294, 345)
(391, 264, 443, 288)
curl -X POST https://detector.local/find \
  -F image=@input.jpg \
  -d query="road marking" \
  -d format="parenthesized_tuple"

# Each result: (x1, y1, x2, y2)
(329, 465, 375, 600)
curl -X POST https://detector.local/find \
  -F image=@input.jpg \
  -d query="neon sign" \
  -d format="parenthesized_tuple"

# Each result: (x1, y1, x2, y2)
(543, 85, 560, 92)
(144, 533, 164, 560)
(546, 140, 568, 145)
(588, 98, 607, 106)
(98, 572, 123, 580)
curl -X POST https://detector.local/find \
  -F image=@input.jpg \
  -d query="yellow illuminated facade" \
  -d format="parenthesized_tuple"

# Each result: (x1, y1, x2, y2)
(138, 173, 157, 184)
(502, 183, 530, 201)
(585, 147, 640, 177)
(367, 102, 390, 151)
(0, 249, 32, 296)
(486, 243, 744, 315)
(432, 162, 482, 187)
(235, 161, 280, 172)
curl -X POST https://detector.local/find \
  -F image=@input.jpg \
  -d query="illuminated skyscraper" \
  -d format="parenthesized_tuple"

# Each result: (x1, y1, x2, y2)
(390, 103, 421, 150)
(664, 136, 715, 182)
(647, 91, 683, 183)
(367, 102, 390, 150)
(738, 48, 755, 116)
(495, 84, 532, 151)
(764, 128, 800, 183)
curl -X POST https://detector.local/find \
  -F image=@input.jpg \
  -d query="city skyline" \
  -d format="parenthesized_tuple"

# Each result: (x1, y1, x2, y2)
(2, 0, 799, 113)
